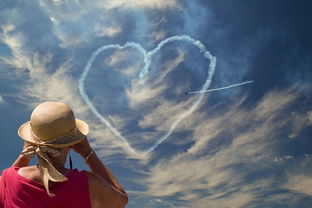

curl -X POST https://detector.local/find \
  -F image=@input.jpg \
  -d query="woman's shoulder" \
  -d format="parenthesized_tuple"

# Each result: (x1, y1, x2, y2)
(2, 166, 19, 173)
(0, 166, 39, 188)
(1, 166, 23, 179)
(16, 166, 43, 184)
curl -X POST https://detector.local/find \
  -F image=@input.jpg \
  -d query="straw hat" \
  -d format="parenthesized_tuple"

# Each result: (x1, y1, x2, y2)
(17, 101, 89, 197)
(18, 102, 89, 148)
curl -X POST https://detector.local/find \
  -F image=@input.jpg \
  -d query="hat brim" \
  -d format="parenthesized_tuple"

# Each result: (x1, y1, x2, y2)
(18, 119, 89, 148)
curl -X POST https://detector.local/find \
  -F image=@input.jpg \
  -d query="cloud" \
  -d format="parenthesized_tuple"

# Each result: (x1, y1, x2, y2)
(138, 87, 309, 207)
(138, 96, 197, 131)
(125, 48, 185, 109)
(1, 24, 23, 50)
(128, 48, 188, 128)
(105, 50, 131, 66)
(1, 1, 312, 207)
(0, 24, 129, 156)
(105, 49, 144, 78)
(189, 192, 254, 208)
(0, 24, 31, 70)
(284, 158, 312, 196)
(149, 31, 167, 45)
(285, 174, 312, 196)
(308, 111, 312, 123)
(0, 95, 8, 108)
(97, 0, 179, 10)
(36, 0, 180, 48)
(288, 111, 311, 139)
(0, 4, 211, 157)
(38, 0, 123, 48)
(126, 81, 167, 109)
(0, 25, 84, 109)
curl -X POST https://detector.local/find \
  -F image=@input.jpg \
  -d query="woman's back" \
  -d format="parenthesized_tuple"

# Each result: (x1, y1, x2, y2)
(0, 166, 91, 208)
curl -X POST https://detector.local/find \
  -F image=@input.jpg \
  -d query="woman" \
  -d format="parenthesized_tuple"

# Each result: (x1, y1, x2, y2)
(0, 102, 128, 208)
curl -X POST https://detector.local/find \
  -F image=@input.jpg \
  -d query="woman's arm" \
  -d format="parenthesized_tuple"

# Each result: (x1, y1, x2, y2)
(87, 172, 128, 208)
(12, 154, 31, 167)
(73, 137, 128, 207)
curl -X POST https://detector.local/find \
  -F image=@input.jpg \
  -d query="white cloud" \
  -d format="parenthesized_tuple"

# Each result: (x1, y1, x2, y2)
(128, 48, 187, 129)
(106, 50, 132, 66)
(97, 0, 179, 10)
(190, 192, 254, 208)
(150, 31, 167, 45)
(288, 112, 310, 139)
(138, 96, 197, 131)
(1, 24, 23, 50)
(38, 0, 123, 48)
(0, 25, 130, 156)
(285, 174, 312, 196)
(153, 48, 185, 87)
(284, 158, 312, 196)
(138, 87, 308, 207)
(94, 24, 122, 38)
(308, 111, 312, 123)
(37, 0, 180, 48)
(0, 24, 31, 70)
(126, 80, 167, 109)
(1, 2, 312, 207)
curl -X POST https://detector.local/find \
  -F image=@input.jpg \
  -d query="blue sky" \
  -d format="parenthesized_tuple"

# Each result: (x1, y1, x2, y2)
(1, 0, 312, 207)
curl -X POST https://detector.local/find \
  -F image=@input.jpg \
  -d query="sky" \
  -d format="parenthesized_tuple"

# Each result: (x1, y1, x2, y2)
(0, 0, 312, 207)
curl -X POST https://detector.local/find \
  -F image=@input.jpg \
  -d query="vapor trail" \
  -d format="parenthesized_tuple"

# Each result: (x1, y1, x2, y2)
(186, 80, 254, 94)
(79, 35, 216, 157)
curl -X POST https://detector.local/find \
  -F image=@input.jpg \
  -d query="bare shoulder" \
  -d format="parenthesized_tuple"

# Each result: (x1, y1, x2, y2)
(18, 166, 38, 176)
(86, 171, 128, 208)
(18, 166, 42, 184)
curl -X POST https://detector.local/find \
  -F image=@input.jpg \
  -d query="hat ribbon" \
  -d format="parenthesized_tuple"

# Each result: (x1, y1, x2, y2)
(21, 146, 68, 197)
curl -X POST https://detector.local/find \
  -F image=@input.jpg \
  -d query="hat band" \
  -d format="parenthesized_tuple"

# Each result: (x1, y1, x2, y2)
(21, 145, 68, 197)
(32, 128, 78, 146)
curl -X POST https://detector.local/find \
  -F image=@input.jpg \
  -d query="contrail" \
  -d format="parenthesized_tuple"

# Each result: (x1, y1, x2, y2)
(79, 35, 217, 157)
(186, 80, 254, 94)
(108, 115, 116, 126)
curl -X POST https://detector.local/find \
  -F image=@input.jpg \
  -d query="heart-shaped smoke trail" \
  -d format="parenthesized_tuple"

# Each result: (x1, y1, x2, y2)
(79, 35, 250, 157)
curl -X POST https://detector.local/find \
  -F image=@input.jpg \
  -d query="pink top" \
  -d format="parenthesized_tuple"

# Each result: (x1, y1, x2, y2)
(0, 166, 91, 208)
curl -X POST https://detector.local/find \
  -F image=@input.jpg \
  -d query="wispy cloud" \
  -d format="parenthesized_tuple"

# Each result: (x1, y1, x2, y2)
(97, 0, 179, 10)
(139, 87, 310, 207)
(37, 0, 180, 48)
(1, 1, 311, 207)
(38, 0, 124, 48)
(1, 24, 31, 70)
(0, 24, 127, 155)
(0, 0, 197, 162)
(285, 174, 312, 196)
(284, 158, 312, 196)
(125, 49, 186, 109)
(1, 24, 84, 108)
(307, 111, 312, 123)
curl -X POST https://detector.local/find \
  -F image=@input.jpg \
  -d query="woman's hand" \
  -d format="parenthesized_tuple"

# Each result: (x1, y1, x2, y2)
(72, 137, 93, 158)
(23, 141, 35, 150)
(21, 141, 37, 159)
(12, 141, 35, 167)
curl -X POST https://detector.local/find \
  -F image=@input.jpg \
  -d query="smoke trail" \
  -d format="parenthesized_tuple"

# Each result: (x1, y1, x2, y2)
(186, 80, 254, 94)
(79, 35, 216, 157)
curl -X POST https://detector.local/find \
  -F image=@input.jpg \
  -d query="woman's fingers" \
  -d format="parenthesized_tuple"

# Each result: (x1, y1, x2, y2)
(23, 141, 34, 149)
(72, 137, 92, 157)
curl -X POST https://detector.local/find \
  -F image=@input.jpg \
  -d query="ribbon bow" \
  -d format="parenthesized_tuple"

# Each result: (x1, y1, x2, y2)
(21, 146, 68, 197)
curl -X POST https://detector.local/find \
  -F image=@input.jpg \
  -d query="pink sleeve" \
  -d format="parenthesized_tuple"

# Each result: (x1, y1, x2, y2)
(0, 169, 8, 207)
